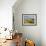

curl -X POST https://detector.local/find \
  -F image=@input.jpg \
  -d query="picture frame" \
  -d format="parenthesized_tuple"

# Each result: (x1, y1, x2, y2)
(22, 14, 37, 26)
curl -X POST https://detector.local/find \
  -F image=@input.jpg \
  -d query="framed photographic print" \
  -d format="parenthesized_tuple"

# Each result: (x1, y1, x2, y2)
(22, 14, 37, 26)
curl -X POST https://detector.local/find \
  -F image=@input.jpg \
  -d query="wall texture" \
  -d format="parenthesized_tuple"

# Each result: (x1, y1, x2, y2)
(41, 0, 46, 46)
(13, 0, 41, 46)
(0, 0, 16, 29)
(0, 0, 16, 39)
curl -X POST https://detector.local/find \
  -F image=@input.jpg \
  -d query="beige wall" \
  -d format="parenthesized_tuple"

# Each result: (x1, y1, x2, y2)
(13, 0, 41, 46)
(0, 0, 16, 39)
(0, 0, 16, 29)
(41, 0, 46, 46)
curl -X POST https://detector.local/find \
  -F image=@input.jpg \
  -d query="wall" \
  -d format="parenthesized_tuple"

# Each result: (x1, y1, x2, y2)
(41, 0, 46, 46)
(0, 0, 17, 39)
(0, 0, 16, 30)
(13, 0, 41, 46)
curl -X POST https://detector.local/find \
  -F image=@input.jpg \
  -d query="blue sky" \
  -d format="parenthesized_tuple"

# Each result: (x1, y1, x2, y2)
(24, 15, 34, 19)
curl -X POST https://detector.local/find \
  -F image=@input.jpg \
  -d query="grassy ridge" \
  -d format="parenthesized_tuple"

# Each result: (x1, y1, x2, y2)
(24, 19, 34, 24)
